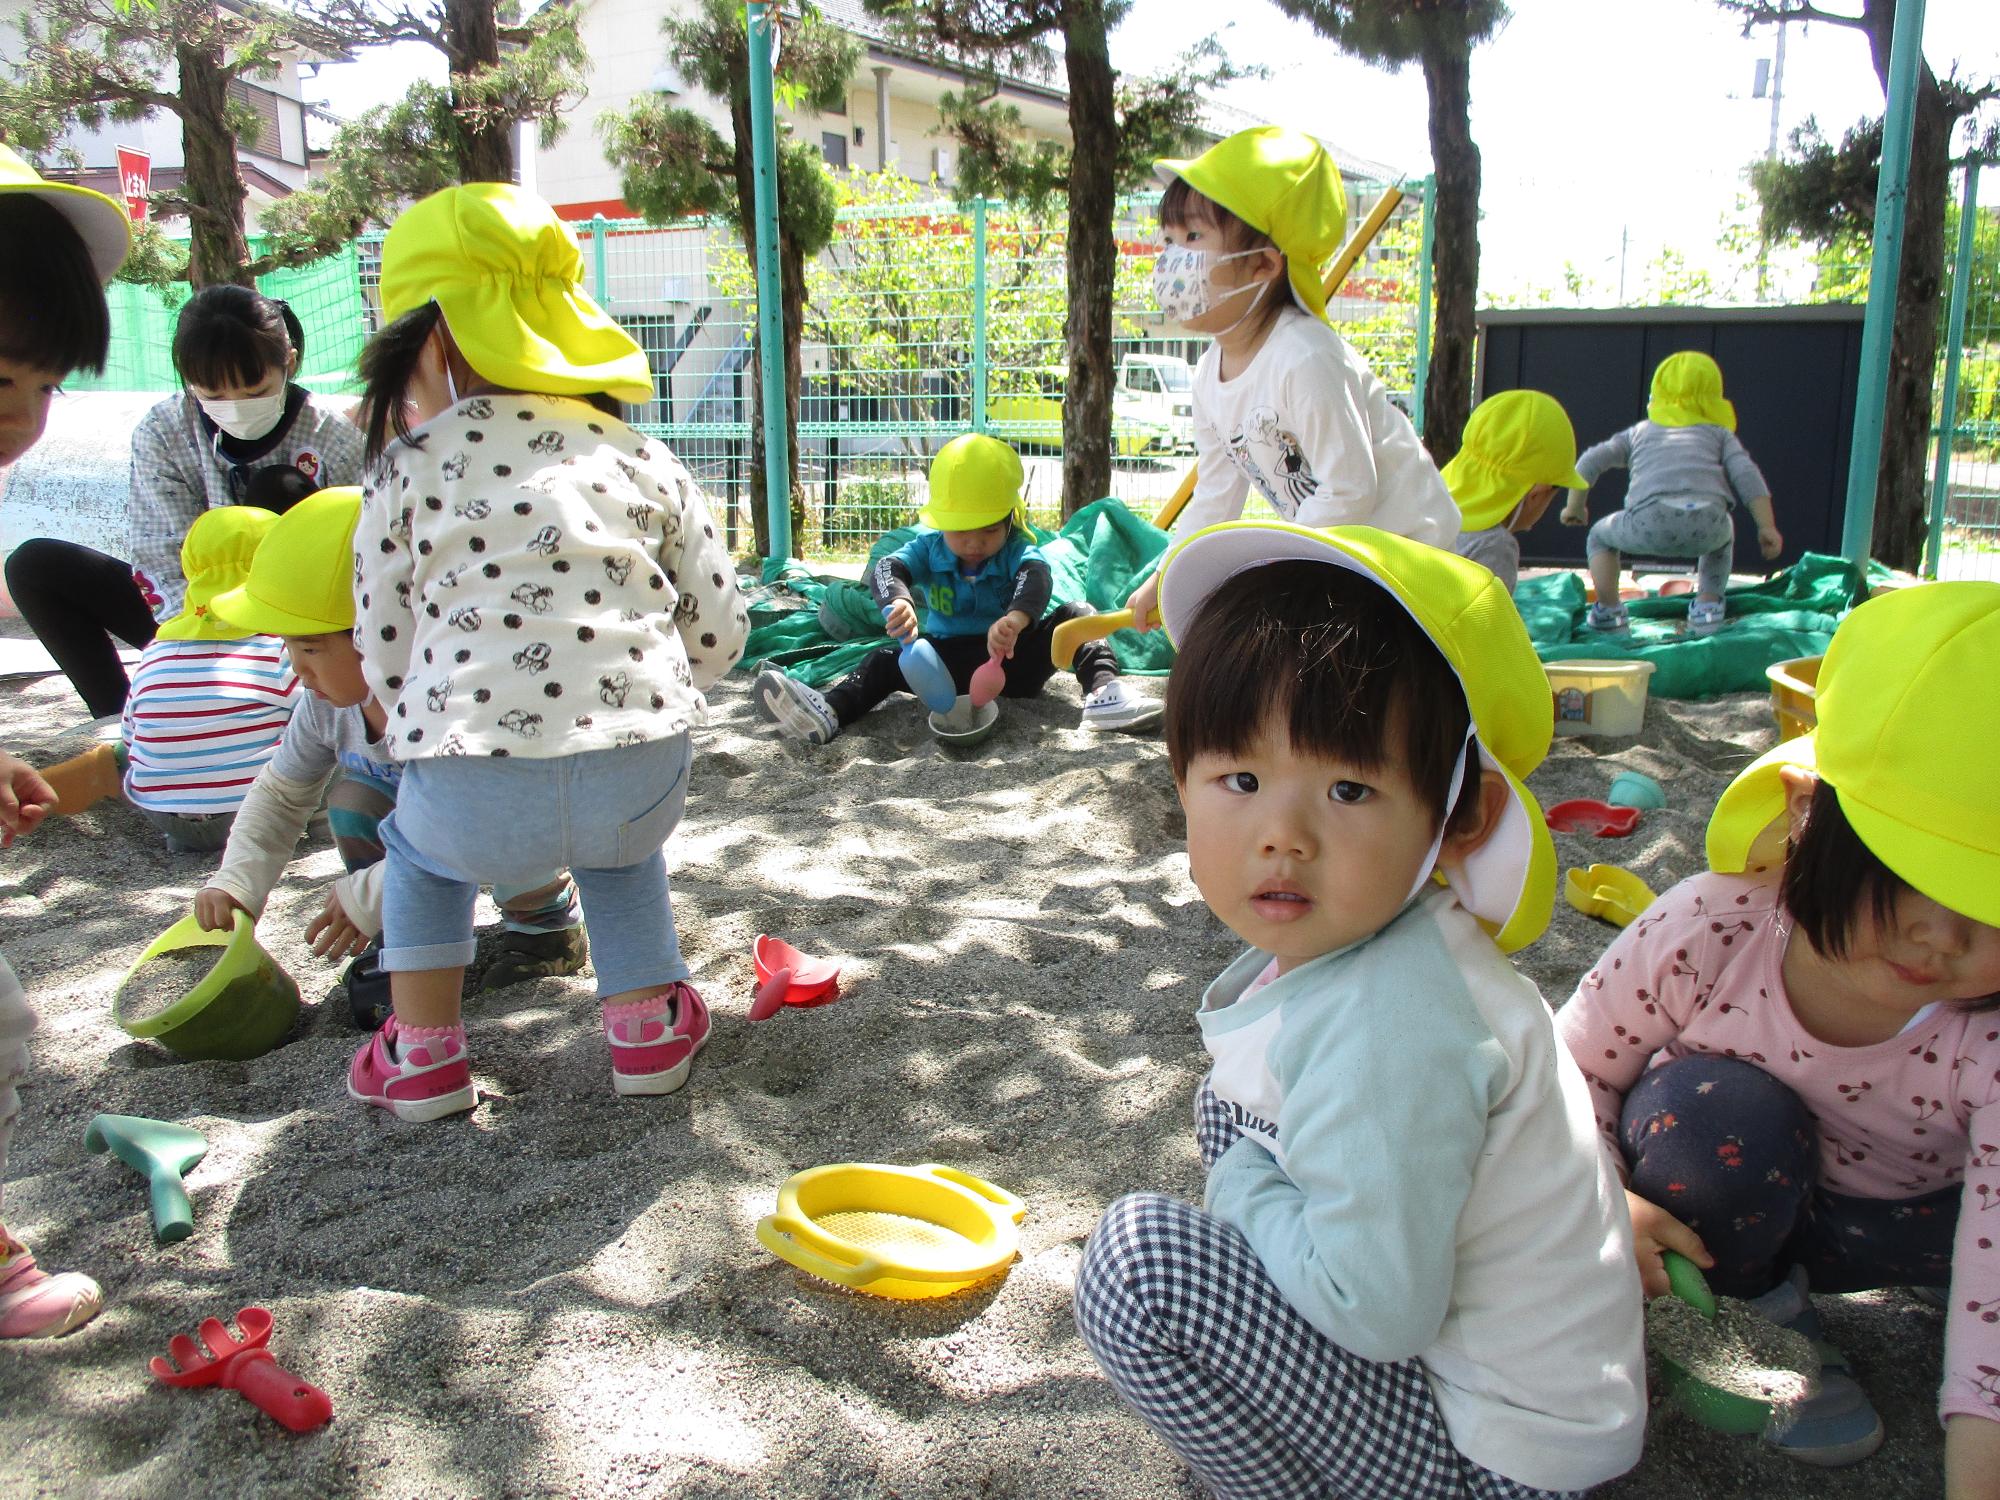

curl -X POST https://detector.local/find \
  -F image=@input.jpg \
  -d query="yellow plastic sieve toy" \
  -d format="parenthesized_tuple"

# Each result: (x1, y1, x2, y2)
(756, 1162, 1027, 1300)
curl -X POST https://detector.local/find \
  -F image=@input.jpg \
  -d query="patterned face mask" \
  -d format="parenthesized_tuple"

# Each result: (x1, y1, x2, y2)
(1150, 242, 1273, 328)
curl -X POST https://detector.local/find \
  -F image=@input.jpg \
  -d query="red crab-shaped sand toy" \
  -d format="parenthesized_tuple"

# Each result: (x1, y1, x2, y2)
(748, 936, 843, 1022)
(149, 1306, 332, 1432)
(1543, 799, 1643, 838)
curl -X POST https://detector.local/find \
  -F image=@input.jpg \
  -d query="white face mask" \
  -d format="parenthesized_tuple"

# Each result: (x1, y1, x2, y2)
(1151, 243, 1274, 332)
(199, 390, 288, 442)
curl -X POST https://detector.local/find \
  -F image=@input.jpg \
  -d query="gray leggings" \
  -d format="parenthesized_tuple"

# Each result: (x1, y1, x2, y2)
(1586, 498, 1735, 597)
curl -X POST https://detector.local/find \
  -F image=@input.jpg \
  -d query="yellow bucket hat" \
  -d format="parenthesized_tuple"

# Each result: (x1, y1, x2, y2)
(1155, 127, 1348, 326)
(156, 506, 280, 641)
(211, 487, 363, 637)
(0, 143, 131, 284)
(1158, 520, 1557, 952)
(379, 184, 653, 405)
(1647, 351, 1736, 430)
(1706, 581, 2000, 925)
(1441, 390, 1589, 532)
(921, 433, 1025, 530)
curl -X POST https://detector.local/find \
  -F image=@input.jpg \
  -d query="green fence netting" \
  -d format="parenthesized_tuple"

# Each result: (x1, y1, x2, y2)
(740, 496, 1174, 687)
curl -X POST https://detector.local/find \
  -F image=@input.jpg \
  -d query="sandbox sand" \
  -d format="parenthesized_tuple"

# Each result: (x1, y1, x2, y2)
(0, 615, 1948, 1498)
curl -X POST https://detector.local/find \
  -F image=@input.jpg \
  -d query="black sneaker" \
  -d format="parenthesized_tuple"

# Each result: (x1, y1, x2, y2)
(342, 941, 393, 1031)
(478, 926, 589, 992)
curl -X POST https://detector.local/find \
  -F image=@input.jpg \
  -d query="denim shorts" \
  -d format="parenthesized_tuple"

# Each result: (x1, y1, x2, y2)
(378, 734, 693, 996)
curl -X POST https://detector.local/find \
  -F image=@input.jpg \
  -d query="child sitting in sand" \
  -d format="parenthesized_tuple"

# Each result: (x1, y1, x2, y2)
(1561, 351, 1782, 634)
(1442, 389, 1587, 594)
(754, 433, 1157, 739)
(188, 489, 587, 1030)
(343, 181, 747, 1119)
(1075, 520, 1644, 1498)
(0, 141, 129, 1338)
(1557, 581, 2000, 1482)
(1123, 127, 1458, 634)
(39, 506, 298, 853)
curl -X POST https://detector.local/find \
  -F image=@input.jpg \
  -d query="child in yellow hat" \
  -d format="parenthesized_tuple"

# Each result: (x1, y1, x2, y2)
(342, 182, 748, 1118)
(1561, 351, 1782, 634)
(754, 433, 1157, 738)
(1077, 522, 1645, 1498)
(38, 505, 298, 853)
(0, 141, 128, 1341)
(188, 489, 586, 1030)
(1442, 389, 1588, 593)
(1557, 581, 2000, 1473)
(1123, 127, 1458, 634)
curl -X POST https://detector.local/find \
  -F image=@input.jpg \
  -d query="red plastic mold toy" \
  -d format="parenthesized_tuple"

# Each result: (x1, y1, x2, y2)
(1543, 799, 1643, 838)
(748, 936, 843, 1022)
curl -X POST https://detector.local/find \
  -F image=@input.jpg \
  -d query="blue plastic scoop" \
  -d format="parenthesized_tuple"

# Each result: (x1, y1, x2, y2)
(884, 605, 957, 712)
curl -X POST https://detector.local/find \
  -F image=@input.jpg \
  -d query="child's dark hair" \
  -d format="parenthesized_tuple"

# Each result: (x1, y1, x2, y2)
(0, 197, 111, 376)
(1165, 560, 1482, 837)
(1159, 177, 1291, 341)
(173, 285, 303, 391)
(357, 302, 626, 464)
(241, 463, 316, 516)
(1782, 778, 1999, 1009)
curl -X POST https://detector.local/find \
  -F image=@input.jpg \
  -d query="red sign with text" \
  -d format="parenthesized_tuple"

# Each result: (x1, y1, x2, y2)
(116, 146, 150, 225)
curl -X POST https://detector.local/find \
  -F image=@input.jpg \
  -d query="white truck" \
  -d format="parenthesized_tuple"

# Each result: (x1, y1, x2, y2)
(1114, 353, 1196, 453)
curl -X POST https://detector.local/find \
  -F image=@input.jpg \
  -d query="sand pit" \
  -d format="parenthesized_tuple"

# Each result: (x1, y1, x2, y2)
(0, 616, 1949, 1498)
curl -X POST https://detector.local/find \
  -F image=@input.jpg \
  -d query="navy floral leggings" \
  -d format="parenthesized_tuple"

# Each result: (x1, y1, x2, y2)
(1621, 1055, 1956, 1298)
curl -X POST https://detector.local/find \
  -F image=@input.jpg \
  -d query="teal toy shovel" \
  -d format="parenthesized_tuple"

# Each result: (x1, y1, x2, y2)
(84, 1114, 208, 1244)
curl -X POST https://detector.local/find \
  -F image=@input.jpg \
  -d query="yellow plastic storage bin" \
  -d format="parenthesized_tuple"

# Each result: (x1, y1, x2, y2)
(1546, 659, 1657, 738)
(1766, 655, 1822, 741)
(757, 1162, 1026, 1300)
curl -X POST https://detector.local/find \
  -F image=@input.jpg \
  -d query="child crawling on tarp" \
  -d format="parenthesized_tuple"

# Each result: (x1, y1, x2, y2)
(754, 434, 1161, 740)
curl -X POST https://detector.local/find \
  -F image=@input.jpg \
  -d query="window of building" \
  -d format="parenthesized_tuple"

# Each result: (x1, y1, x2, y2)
(226, 80, 284, 159)
(820, 131, 848, 169)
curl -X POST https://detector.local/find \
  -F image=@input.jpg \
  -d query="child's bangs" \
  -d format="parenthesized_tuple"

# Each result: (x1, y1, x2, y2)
(1166, 561, 1471, 822)
(0, 198, 110, 376)
(1159, 177, 1271, 251)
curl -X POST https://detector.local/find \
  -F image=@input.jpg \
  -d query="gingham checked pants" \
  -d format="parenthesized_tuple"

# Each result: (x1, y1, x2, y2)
(1073, 1084, 1584, 1500)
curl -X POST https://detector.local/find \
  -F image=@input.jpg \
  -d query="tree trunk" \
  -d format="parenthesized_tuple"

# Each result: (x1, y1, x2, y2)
(1857, 2, 1945, 571)
(1418, 35, 1479, 466)
(443, 0, 514, 182)
(1059, 0, 1116, 521)
(175, 43, 252, 288)
(728, 88, 803, 560)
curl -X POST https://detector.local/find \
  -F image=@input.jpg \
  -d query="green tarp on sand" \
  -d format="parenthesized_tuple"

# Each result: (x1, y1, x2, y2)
(741, 497, 1175, 688)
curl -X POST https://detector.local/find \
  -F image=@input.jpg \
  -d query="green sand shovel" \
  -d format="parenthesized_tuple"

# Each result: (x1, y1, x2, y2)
(84, 1114, 208, 1244)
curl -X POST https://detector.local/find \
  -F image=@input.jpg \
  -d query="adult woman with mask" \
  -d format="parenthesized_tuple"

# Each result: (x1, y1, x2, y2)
(3, 285, 363, 718)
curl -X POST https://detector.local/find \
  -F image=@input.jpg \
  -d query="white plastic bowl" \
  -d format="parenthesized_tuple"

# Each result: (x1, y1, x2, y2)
(928, 695, 1000, 748)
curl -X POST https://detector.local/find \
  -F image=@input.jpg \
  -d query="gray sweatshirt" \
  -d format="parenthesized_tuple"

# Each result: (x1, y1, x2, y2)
(1575, 421, 1769, 512)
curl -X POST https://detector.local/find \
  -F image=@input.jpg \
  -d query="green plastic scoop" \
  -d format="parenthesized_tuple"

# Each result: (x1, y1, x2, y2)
(84, 1114, 208, 1244)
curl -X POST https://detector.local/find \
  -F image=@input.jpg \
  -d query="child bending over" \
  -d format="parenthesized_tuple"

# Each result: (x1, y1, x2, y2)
(1562, 351, 1782, 634)
(188, 489, 585, 1030)
(1558, 581, 2000, 1489)
(1443, 390, 1587, 594)
(755, 433, 1156, 739)
(1076, 520, 1643, 1498)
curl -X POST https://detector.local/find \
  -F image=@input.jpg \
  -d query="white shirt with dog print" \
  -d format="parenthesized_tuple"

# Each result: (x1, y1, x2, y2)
(354, 395, 748, 761)
(1176, 305, 1459, 548)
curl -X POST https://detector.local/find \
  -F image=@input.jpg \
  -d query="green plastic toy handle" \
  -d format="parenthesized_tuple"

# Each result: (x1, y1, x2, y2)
(1662, 1249, 1718, 1319)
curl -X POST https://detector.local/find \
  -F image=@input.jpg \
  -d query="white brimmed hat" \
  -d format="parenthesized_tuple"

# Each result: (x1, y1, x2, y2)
(0, 143, 132, 284)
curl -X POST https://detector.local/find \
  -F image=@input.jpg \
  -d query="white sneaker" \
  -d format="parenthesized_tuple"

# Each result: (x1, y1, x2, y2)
(754, 668, 840, 744)
(1080, 678, 1164, 733)
(1687, 599, 1727, 635)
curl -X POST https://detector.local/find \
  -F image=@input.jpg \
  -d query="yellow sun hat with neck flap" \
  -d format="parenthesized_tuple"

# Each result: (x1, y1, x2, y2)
(211, 487, 364, 638)
(0, 142, 132, 284)
(1706, 580, 2000, 926)
(1441, 390, 1590, 532)
(156, 507, 280, 641)
(378, 183, 653, 405)
(921, 433, 1026, 531)
(1155, 126, 1348, 327)
(1647, 351, 1736, 430)
(1157, 520, 1558, 952)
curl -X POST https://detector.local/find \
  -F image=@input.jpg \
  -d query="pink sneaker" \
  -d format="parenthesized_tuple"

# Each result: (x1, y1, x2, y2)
(603, 981, 710, 1096)
(346, 1019, 476, 1121)
(0, 1233, 102, 1339)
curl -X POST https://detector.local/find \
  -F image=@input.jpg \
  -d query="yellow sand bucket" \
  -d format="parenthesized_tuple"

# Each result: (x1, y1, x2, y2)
(756, 1162, 1026, 1300)
(113, 911, 300, 1061)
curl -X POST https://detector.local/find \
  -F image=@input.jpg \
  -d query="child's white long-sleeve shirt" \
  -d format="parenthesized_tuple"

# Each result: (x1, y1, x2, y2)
(1174, 306, 1459, 547)
(354, 396, 748, 760)
(1198, 886, 1644, 1492)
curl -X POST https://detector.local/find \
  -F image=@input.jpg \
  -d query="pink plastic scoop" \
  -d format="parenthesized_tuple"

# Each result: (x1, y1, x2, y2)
(968, 652, 1007, 709)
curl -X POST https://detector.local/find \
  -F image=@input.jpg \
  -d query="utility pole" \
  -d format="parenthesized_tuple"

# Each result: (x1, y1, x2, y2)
(1757, 19, 1788, 299)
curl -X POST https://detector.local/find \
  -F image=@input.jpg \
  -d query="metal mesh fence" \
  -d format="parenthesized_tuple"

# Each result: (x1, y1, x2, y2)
(1931, 169, 1999, 583)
